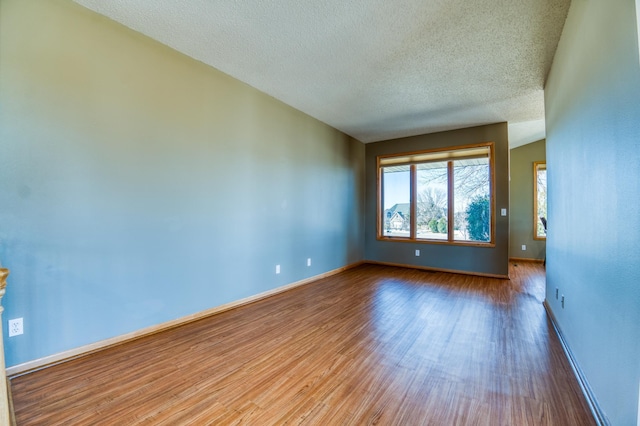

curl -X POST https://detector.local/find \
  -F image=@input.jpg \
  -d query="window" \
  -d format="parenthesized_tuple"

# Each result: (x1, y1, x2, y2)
(378, 143, 494, 245)
(534, 162, 547, 239)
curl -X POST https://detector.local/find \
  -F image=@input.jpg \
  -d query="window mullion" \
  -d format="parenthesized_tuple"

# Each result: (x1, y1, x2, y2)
(410, 164, 417, 240)
(447, 161, 454, 241)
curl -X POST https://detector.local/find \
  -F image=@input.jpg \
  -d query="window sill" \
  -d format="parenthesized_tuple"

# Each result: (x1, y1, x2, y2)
(377, 236, 495, 248)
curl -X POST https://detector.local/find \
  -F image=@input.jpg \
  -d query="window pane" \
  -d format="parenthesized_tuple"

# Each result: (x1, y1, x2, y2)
(382, 165, 410, 237)
(416, 161, 448, 240)
(535, 164, 547, 238)
(453, 158, 490, 242)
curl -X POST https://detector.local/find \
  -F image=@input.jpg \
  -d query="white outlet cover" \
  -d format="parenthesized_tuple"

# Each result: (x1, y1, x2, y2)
(307, 258, 311, 266)
(415, 249, 420, 256)
(9, 318, 23, 337)
(521, 245, 526, 251)
(501, 208, 507, 216)
(275, 265, 280, 274)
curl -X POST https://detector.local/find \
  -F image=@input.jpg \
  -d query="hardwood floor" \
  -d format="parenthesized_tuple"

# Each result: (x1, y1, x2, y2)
(10, 262, 595, 425)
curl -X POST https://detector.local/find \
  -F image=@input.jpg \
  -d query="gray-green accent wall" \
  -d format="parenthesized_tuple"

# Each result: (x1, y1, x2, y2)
(509, 140, 546, 260)
(545, 0, 640, 424)
(0, 0, 364, 368)
(364, 123, 510, 277)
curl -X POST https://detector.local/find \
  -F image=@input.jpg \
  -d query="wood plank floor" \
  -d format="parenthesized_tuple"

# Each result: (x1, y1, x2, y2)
(10, 262, 595, 425)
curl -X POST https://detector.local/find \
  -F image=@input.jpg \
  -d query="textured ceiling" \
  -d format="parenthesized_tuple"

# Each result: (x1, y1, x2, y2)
(72, 0, 570, 146)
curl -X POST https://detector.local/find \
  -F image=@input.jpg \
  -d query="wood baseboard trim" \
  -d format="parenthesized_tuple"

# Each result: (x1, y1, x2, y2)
(509, 257, 544, 263)
(6, 261, 364, 378)
(364, 260, 509, 280)
(543, 301, 609, 426)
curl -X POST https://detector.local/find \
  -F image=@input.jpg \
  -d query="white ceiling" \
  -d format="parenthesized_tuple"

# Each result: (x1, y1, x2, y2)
(72, 0, 570, 147)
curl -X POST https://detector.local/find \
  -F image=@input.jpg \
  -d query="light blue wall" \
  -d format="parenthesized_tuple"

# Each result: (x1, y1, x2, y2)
(0, 0, 364, 368)
(545, 0, 640, 424)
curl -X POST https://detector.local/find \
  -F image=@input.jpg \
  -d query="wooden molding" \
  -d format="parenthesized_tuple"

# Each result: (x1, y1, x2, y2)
(365, 260, 509, 280)
(509, 257, 544, 263)
(376, 235, 495, 248)
(543, 301, 609, 426)
(533, 161, 547, 241)
(447, 161, 454, 241)
(6, 378, 15, 426)
(0, 269, 7, 310)
(6, 262, 363, 378)
(0, 268, 11, 426)
(411, 163, 417, 240)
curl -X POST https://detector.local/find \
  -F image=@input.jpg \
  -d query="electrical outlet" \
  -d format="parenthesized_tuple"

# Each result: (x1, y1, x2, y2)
(9, 318, 23, 337)
(275, 265, 280, 274)
(307, 258, 311, 267)
(521, 244, 526, 251)
(415, 249, 420, 256)
(501, 208, 507, 216)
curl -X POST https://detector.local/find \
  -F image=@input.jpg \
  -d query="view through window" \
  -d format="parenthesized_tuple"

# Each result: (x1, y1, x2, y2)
(534, 162, 547, 239)
(379, 143, 494, 244)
